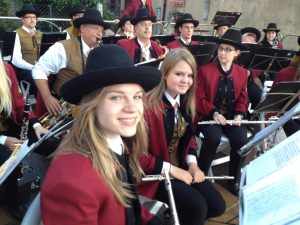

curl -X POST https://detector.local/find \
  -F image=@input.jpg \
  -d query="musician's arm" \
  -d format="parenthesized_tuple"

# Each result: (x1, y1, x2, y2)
(11, 32, 34, 70)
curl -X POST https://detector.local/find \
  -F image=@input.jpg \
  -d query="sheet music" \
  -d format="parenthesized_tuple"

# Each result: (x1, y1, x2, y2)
(0, 140, 34, 185)
(246, 130, 300, 185)
(241, 157, 300, 225)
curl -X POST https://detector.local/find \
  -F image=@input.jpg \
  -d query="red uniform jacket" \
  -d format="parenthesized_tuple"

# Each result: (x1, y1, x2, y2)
(273, 66, 296, 85)
(121, 0, 156, 17)
(3, 63, 38, 127)
(138, 99, 197, 199)
(195, 62, 248, 124)
(117, 38, 164, 64)
(166, 39, 198, 50)
(41, 153, 153, 225)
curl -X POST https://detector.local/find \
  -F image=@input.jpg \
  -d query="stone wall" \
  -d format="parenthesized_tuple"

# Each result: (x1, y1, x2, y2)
(152, 0, 300, 50)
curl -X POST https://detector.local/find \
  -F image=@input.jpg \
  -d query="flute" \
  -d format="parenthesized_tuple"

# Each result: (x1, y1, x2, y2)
(142, 174, 234, 181)
(198, 120, 275, 125)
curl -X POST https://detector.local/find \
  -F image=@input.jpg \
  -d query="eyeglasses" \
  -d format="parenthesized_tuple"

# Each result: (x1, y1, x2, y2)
(23, 16, 37, 20)
(218, 47, 235, 53)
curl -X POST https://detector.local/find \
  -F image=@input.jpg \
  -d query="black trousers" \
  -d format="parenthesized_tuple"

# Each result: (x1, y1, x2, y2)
(156, 179, 225, 225)
(16, 68, 37, 96)
(247, 81, 262, 110)
(197, 124, 248, 182)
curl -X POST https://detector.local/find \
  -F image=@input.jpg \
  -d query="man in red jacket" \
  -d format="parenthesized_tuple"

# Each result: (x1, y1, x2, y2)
(121, 0, 156, 18)
(166, 13, 199, 49)
(118, 7, 163, 64)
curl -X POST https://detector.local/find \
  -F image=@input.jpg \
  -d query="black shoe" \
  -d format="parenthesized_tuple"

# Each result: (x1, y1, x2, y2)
(229, 182, 240, 197)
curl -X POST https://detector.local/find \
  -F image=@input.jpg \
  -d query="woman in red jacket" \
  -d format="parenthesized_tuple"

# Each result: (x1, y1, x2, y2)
(41, 45, 162, 225)
(195, 29, 249, 196)
(139, 47, 225, 225)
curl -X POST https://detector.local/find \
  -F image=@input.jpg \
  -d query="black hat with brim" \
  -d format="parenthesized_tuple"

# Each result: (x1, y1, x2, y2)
(119, 15, 132, 28)
(263, 23, 280, 33)
(73, 8, 110, 30)
(175, 13, 199, 30)
(130, 8, 157, 25)
(16, 4, 41, 17)
(68, 4, 86, 18)
(214, 29, 248, 50)
(240, 27, 261, 42)
(61, 45, 161, 104)
(214, 23, 231, 30)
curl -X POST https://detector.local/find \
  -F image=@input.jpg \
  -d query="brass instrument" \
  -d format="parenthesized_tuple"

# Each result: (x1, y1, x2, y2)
(39, 99, 75, 130)
(158, 45, 169, 60)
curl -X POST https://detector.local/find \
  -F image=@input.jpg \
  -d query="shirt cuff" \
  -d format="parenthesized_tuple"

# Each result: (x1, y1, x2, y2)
(33, 123, 42, 129)
(186, 154, 197, 165)
(162, 162, 172, 174)
(0, 135, 8, 145)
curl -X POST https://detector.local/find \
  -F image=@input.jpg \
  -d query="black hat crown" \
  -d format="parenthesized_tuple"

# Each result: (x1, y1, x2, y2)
(175, 13, 199, 29)
(263, 23, 280, 33)
(73, 8, 110, 30)
(68, 4, 86, 18)
(119, 15, 132, 28)
(213, 23, 232, 30)
(130, 8, 157, 25)
(215, 29, 247, 50)
(16, 4, 41, 17)
(61, 45, 161, 104)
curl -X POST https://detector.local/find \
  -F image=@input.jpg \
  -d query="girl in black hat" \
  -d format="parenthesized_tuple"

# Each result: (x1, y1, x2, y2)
(41, 45, 162, 225)
(194, 29, 249, 196)
(64, 4, 86, 39)
(116, 15, 134, 39)
(259, 23, 283, 49)
(139, 47, 225, 225)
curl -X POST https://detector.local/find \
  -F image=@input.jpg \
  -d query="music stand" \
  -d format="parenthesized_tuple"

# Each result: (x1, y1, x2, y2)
(151, 35, 175, 46)
(39, 32, 67, 57)
(211, 11, 241, 27)
(102, 36, 126, 44)
(192, 35, 218, 43)
(238, 101, 300, 156)
(242, 45, 296, 79)
(186, 42, 218, 66)
(0, 32, 16, 61)
(255, 81, 300, 114)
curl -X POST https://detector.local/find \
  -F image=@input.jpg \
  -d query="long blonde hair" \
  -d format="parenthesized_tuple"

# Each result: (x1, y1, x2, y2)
(0, 56, 12, 117)
(54, 87, 148, 207)
(147, 47, 197, 120)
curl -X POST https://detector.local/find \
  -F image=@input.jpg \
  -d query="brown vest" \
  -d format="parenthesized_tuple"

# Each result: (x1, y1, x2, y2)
(53, 38, 86, 95)
(16, 28, 42, 64)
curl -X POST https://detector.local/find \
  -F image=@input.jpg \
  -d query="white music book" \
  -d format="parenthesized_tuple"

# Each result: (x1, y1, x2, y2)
(239, 131, 300, 225)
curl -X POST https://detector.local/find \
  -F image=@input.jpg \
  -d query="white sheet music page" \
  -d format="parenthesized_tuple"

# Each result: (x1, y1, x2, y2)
(246, 130, 300, 186)
(241, 156, 300, 225)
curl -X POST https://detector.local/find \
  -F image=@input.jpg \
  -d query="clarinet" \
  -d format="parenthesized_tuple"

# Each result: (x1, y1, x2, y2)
(20, 97, 30, 140)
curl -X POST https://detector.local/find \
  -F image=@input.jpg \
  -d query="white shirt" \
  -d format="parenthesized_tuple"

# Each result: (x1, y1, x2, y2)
(12, 26, 36, 70)
(161, 91, 197, 173)
(106, 136, 124, 155)
(32, 38, 91, 80)
(137, 38, 152, 61)
(180, 36, 192, 45)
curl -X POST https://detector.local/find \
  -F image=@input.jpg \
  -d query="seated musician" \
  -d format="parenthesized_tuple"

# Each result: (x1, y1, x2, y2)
(12, 4, 41, 96)
(194, 29, 249, 196)
(32, 8, 109, 115)
(241, 27, 263, 110)
(64, 4, 86, 40)
(0, 57, 58, 219)
(120, 0, 156, 18)
(166, 13, 199, 50)
(214, 23, 231, 38)
(117, 8, 164, 64)
(258, 23, 283, 49)
(139, 48, 225, 225)
(270, 36, 300, 136)
(41, 45, 163, 225)
(115, 14, 135, 39)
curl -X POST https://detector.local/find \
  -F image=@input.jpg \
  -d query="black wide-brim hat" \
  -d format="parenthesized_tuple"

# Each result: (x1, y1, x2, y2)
(298, 36, 300, 46)
(175, 13, 199, 29)
(213, 23, 231, 30)
(61, 45, 161, 104)
(16, 4, 41, 17)
(73, 8, 110, 30)
(240, 27, 261, 42)
(263, 23, 280, 33)
(119, 15, 131, 28)
(130, 8, 157, 25)
(214, 29, 248, 50)
(68, 4, 86, 18)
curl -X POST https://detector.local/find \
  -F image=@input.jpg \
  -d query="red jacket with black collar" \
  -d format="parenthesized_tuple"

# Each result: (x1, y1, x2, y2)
(166, 38, 198, 50)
